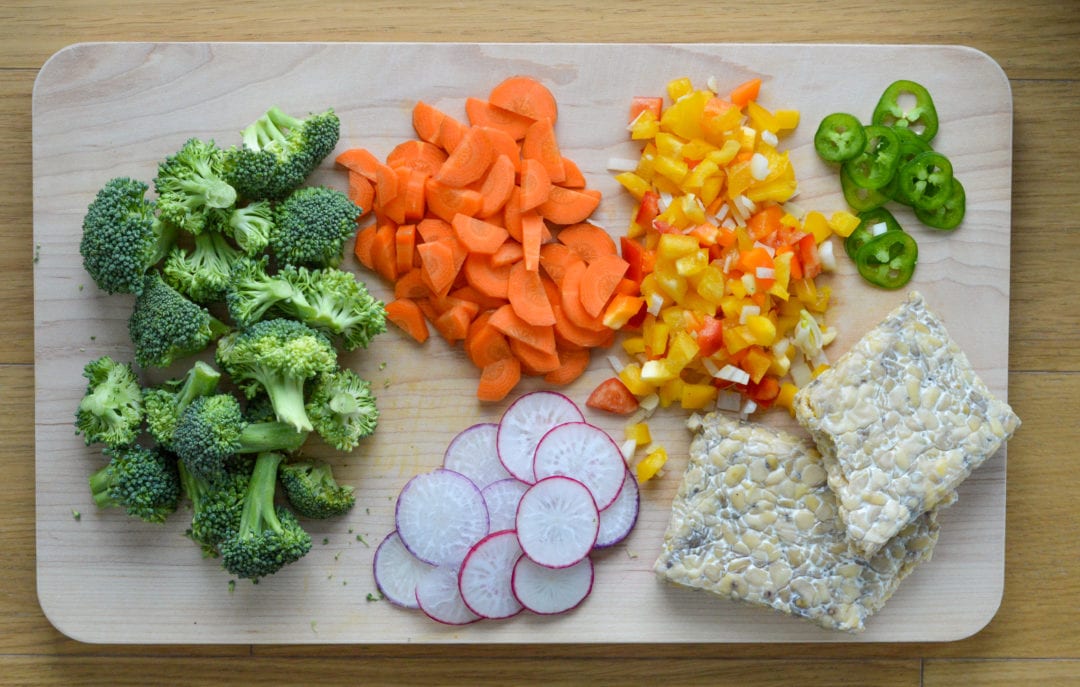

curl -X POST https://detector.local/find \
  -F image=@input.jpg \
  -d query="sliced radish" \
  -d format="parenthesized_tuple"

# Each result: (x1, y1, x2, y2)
(512, 554, 594, 615)
(595, 469, 640, 549)
(395, 469, 489, 567)
(532, 422, 627, 510)
(415, 565, 480, 625)
(516, 476, 599, 569)
(481, 478, 529, 532)
(457, 530, 525, 620)
(442, 422, 510, 489)
(372, 531, 436, 609)
(497, 391, 583, 483)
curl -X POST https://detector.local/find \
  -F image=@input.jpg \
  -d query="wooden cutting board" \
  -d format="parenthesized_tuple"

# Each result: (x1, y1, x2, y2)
(32, 42, 1013, 644)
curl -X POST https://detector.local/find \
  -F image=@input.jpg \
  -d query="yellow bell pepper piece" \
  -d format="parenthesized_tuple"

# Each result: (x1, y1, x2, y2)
(666, 77, 694, 101)
(629, 109, 660, 140)
(773, 109, 800, 132)
(803, 210, 831, 244)
(619, 362, 657, 396)
(614, 171, 651, 201)
(680, 382, 718, 410)
(622, 336, 646, 356)
(625, 422, 652, 447)
(636, 445, 668, 482)
(828, 210, 860, 238)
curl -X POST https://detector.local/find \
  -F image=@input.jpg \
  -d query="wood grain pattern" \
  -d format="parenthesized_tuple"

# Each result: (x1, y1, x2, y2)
(32, 42, 1012, 645)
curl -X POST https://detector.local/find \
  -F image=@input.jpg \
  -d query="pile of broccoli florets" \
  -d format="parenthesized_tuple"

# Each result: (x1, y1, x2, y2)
(74, 106, 386, 582)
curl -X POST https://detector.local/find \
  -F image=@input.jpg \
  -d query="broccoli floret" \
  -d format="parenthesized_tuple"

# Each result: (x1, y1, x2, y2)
(215, 318, 337, 433)
(226, 201, 275, 255)
(270, 186, 360, 268)
(289, 266, 386, 351)
(79, 177, 177, 296)
(88, 444, 181, 523)
(171, 393, 308, 482)
(163, 231, 245, 304)
(128, 273, 230, 368)
(225, 256, 314, 328)
(224, 107, 340, 201)
(306, 368, 378, 452)
(219, 451, 313, 580)
(143, 360, 222, 448)
(178, 458, 248, 557)
(278, 459, 356, 519)
(154, 138, 238, 235)
(75, 355, 144, 449)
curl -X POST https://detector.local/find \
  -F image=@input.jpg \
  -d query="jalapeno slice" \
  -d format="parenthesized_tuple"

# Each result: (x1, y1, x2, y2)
(915, 177, 966, 231)
(883, 127, 933, 205)
(814, 113, 866, 163)
(872, 79, 940, 143)
(897, 151, 954, 212)
(840, 164, 889, 211)
(844, 206, 903, 260)
(842, 125, 901, 190)
(855, 230, 918, 289)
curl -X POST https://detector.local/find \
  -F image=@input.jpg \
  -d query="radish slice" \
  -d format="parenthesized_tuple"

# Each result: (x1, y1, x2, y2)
(481, 478, 529, 532)
(515, 476, 599, 569)
(415, 565, 480, 625)
(512, 554, 594, 615)
(595, 469, 640, 549)
(497, 391, 583, 483)
(442, 422, 510, 489)
(395, 469, 489, 567)
(532, 422, 627, 510)
(372, 531, 436, 609)
(457, 530, 525, 620)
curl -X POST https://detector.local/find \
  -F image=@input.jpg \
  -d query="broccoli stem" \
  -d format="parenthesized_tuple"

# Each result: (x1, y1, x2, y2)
(236, 421, 308, 454)
(178, 361, 223, 408)
(178, 176, 237, 210)
(261, 374, 315, 433)
(88, 465, 117, 508)
(238, 452, 285, 537)
(266, 107, 304, 132)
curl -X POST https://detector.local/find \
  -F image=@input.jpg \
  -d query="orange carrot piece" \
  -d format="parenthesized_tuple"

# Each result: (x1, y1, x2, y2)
(452, 214, 510, 255)
(465, 97, 534, 140)
(559, 157, 586, 189)
(553, 302, 615, 349)
(450, 284, 507, 313)
(519, 157, 552, 212)
(478, 126, 521, 173)
(579, 253, 630, 318)
(538, 186, 601, 225)
(543, 347, 591, 386)
(348, 172, 376, 218)
(488, 304, 556, 354)
(507, 261, 556, 327)
(353, 224, 378, 270)
(434, 126, 495, 188)
(520, 210, 545, 272)
(503, 186, 524, 243)
(426, 178, 484, 224)
(559, 260, 609, 333)
(433, 303, 475, 345)
(416, 217, 455, 244)
(488, 75, 558, 124)
(478, 154, 516, 218)
(557, 222, 617, 264)
(730, 78, 762, 108)
(417, 239, 459, 296)
(395, 224, 417, 276)
(394, 267, 433, 300)
(335, 148, 381, 180)
(509, 337, 561, 375)
(385, 298, 430, 344)
(491, 240, 524, 268)
(386, 140, 448, 176)
(370, 223, 399, 283)
(465, 315, 514, 368)
(438, 115, 469, 153)
(477, 356, 521, 402)
(538, 242, 583, 286)
(412, 100, 448, 146)
(463, 252, 512, 300)
(521, 118, 565, 183)
(374, 162, 399, 204)
(400, 168, 427, 222)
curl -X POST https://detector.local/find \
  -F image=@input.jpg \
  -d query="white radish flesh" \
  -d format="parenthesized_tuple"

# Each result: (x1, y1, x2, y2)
(481, 478, 529, 533)
(595, 469, 640, 549)
(442, 422, 510, 489)
(532, 422, 627, 510)
(516, 476, 599, 569)
(415, 565, 480, 626)
(372, 531, 436, 609)
(496, 391, 583, 483)
(395, 469, 489, 567)
(457, 530, 525, 620)
(512, 554, 594, 615)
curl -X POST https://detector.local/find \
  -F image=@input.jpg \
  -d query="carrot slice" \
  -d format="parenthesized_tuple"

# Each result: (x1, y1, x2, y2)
(519, 157, 552, 212)
(426, 178, 484, 224)
(477, 356, 521, 402)
(543, 348, 591, 386)
(374, 162, 399, 204)
(449, 284, 507, 313)
(387, 140, 448, 177)
(509, 337, 561, 375)
(417, 239, 459, 296)
(559, 261, 608, 333)
(478, 126, 521, 173)
(394, 267, 432, 300)
(478, 154, 516, 218)
(465, 314, 513, 368)
(553, 302, 615, 349)
(559, 157, 586, 189)
(348, 172, 376, 218)
(385, 298, 430, 344)
(394, 224, 417, 276)
(521, 118, 565, 183)
(503, 186, 524, 243)
(463, 252, 512, 300)
(370, 223, 399, 283)
(489, 75, 558, 124)
(452, 214, 510, 255)
(579, 253, 630, 318)
(438, 114, 469, 153)
(507, 261, 556, 327)
(488, 304, 556, 354)
(538, 186, 601, 225)
(435, 126, 495, 188)
(558, 222, 617, 264)
(412, 100, 448, 146)
(538, 242, 583, 286)
(335, 148, 381, 180)
(465, 97, 534, 140)
(520, 210, 545, 273)
(416, 217, 455, 243)
(433, 303, 475, 345)
(491, 240, 524, 268)
(400, 168, 427, 222)
(353, 224, 378, 270)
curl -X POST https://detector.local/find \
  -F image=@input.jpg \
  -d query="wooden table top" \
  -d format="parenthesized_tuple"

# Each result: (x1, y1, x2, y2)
(4, 1, 1078, 685)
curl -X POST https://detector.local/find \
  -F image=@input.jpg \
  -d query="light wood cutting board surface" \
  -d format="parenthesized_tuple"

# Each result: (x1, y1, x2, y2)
(32, 42, 1012, 645)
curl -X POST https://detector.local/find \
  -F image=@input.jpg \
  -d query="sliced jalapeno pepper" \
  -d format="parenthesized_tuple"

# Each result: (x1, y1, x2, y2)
(872, 79, 940, 143)
(842, 125, 901, 190)
(897, 151, 954, 212)
(840, 164, 889, 211)
(883, 127, 933, 205)
(855, 230, 918, 289)
(844, 206, 903, 260)
(915, 177, 966, 230)
(814, 113, 866, 163)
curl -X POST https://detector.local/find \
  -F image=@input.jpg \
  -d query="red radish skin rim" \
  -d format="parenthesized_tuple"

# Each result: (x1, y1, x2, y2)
(511, 554, 595, 616)
(495, 391, 583, 484)
(531, 421, 627, 510)
(394, 468, 490, 567)
(372, 530, 435, 609)
(457, 530, 525, 620)
(515, 475, 600, 570)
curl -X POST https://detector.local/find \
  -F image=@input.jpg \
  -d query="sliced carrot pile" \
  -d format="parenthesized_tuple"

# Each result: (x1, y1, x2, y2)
(339, 76, 622, 402)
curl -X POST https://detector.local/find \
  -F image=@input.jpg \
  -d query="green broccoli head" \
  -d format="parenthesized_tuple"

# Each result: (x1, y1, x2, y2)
(219, 452, 312, 580)
(226, 201, 275, 255)
(278, 459, 356, 519)
(215, 318, 337, 433)
(128, 272, 230, 369)
(178, 457, 249, 558)
(163, 231, 244, 304)
(306, 368, 379, 452)
(225, 256, 314, 328)
(224, 107, 340, 201)
(270, 186, 360, 268)
(142, 360, 222, 448)
(75, 355, 145, 449)
(88, 444, 181, 523)
(288, 266, 387, 351)
(154, 138, 238, 235)
(171, 393, 308, 482)
(79, 177, 177, 296)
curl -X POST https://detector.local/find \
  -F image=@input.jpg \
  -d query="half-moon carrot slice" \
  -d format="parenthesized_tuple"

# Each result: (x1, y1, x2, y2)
(521, 118, 565, 183)
(435, 126, 495, 188)
(537, 186, 601, 225)
(385, 298, 430, 344)
(507, 261, 556, 327)
(579, 253, 630, 318)
(488, 75, 558, 124)
(465, 97, 535, 140)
